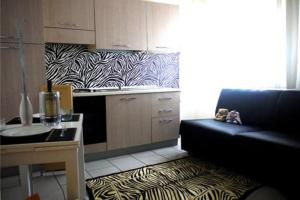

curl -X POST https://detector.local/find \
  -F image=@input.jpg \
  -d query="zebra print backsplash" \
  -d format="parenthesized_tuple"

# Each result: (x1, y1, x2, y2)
(45, 44, 179, 89)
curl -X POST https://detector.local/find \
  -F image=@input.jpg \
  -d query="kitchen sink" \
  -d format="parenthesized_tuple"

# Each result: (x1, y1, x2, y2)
(73, 88, 119, 93)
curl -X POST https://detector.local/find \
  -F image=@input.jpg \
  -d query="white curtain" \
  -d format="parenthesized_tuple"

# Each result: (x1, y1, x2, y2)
(286, 0, 300, 89)
(180, 0, 287, 119)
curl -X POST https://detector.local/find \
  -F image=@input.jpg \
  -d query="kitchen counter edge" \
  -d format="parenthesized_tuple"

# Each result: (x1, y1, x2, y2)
(73, 88, 180, 97)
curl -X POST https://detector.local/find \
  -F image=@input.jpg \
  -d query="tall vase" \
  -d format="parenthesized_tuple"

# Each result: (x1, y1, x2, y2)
(19, 94, 33, 126)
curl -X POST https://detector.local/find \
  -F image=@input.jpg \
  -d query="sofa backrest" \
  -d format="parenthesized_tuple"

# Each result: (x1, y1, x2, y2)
(216, 89, 281, 127)
(274, 90, 300, 131)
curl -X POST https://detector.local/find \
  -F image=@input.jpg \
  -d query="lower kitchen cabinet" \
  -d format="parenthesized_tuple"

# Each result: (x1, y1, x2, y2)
(106, 94, 152, 150)
(75, 91, 180, 154)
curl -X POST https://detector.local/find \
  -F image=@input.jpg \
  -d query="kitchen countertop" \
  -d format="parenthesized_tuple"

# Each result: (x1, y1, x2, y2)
(73, 87, 180, 97)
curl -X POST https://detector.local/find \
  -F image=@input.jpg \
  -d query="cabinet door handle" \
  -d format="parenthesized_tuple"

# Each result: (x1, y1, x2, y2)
(112, 44, 130, 48)
(159, 119, 173, 124)
(120, 97, 136, 101)
(0, 45, 19, 49)
(58, 22, 78, 27)
(158, 97, 172, 101)
(156, 46, 168, 49)
(0, 35, 19, 40)
(158, 109, 173, 113)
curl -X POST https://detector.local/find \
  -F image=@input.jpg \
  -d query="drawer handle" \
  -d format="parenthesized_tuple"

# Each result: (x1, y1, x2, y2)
(58, 22, 78, 27)
(156, 46, 168, 49)
(159, 119, 173, 124)
(120, 97, 136, 101)
(112, 44, 130, 48)
(158, 109, 173, 113)
(158, 97, 172, 101)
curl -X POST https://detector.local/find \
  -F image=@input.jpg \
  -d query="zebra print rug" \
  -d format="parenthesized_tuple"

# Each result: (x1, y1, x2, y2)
(86, 157, 260, 200)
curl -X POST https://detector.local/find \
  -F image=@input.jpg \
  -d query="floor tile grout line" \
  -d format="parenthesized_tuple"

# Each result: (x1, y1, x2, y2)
(85, 170, 93, 179)
(152, 149, 172, 159)
(86, 164, 121, 174)
(107, 160, 122, 172)
(54, 173, 66, 200)
(131, 155, 148, 166)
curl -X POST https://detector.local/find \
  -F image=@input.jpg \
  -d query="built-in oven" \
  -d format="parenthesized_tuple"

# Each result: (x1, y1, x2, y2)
(73, 95, 106, 145)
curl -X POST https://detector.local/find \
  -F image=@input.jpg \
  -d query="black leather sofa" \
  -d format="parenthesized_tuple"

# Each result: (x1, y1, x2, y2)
(180, 89, 300, 198)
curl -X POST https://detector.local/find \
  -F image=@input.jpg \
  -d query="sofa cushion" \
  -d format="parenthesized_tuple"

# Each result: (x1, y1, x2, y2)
(180, 119, 262, 155)
(274, 90, 300, 132)
(236, 131, 300, 150)
(216, 89, 281, 127)
(180, 119, 261, 136)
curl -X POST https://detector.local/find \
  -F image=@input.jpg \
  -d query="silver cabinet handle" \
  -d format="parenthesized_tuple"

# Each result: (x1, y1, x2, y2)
(58, 22, 78, 27)
(120, 97, 136, 101)
(158, 109, 173, 113)
(0, 35, 20, 40)
(112, 44, 130, 48)
(0, 44, 19, 49)
(156, 46, 168, 49)
(159, 119, 173, 124)
(158, 97, 172, 101)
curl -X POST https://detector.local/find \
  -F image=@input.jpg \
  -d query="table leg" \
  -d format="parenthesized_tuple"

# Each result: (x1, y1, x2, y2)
(65, 149, 79, 200)
(78, 130, 86, 199)
(19, 165, 33, 199)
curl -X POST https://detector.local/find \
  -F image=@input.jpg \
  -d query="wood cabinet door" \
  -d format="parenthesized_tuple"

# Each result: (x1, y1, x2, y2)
(0, 43, 45, 120)
(146, 2, 180, 51)
(152, 115, 180, 142)
(43, 0, 95, 30)
(1, 0, 44, 44)
(106, 94, 151, 150)
(95, 0, 147, 50)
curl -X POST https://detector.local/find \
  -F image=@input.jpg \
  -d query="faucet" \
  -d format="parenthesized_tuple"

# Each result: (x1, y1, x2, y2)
(117, 83, 122, 90)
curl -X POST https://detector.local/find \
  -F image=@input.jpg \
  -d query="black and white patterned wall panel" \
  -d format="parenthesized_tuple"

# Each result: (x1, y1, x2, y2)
(45, 44, 179, 88)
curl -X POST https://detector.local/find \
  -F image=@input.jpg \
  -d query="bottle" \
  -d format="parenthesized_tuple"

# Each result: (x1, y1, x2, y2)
(40, 80, 61, 126)
(19, 94, 33, 126)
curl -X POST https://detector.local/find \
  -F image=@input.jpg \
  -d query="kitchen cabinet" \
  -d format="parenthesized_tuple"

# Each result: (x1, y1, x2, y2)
(106, 94, 151, 150)
(43, 0, 95, 44)
(0, 0, 44, 44)
(146, 2, 180, 51)
(95, 0, 147, 50)
(151, 92, 180, 142)
(0, 43, 45, 120)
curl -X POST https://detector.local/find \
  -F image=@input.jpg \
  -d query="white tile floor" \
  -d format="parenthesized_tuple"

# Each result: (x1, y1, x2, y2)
(0, 141, 188, 200)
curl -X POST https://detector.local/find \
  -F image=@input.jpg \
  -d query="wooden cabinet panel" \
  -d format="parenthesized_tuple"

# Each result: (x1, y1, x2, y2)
(43, 0, 95, 31)
(0, 43, 45, 120)
(43, 0, 95, 44)
(146, 2, 180, 51)
(44, 28, 95, 44)
(106, 94, 151, 150)
(1, 0, 44, 44)
(152, 103, 179, 117)
(95, 0, 147, 50)
(152, 92, 180, 105)
(152, 115, 179, 142)
(151, 92, 180, 142)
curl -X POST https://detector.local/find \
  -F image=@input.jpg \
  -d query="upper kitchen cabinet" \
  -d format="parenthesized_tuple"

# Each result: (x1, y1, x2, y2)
(146, 2, 180, 51)
(0, 0, 44, 44)
(43, 0, 95, 44)
(95, 0, 147, 50)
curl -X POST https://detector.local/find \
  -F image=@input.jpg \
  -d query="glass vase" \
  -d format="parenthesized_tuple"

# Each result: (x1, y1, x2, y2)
(19, 94, 33, 126)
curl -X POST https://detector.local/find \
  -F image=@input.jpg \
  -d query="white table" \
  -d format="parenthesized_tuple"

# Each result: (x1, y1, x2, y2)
(0, 114, 86, 200)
